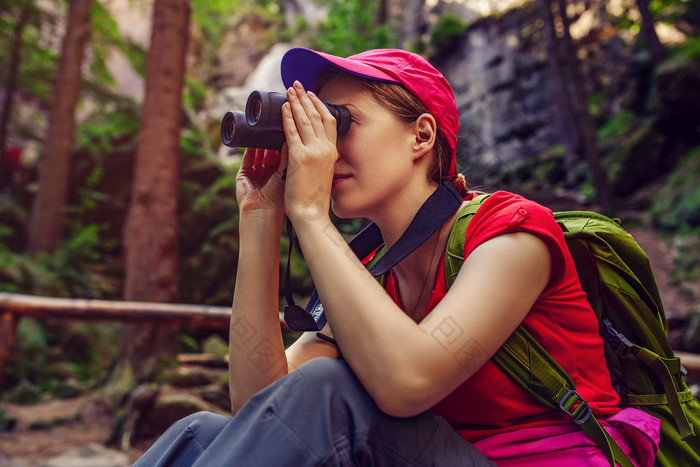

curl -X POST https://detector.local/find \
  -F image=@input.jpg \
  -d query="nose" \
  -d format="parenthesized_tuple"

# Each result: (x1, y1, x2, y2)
(334, 141, 344, 162)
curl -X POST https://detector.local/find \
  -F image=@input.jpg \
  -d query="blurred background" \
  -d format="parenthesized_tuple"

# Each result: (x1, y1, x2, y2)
(0, 0, 698, 464)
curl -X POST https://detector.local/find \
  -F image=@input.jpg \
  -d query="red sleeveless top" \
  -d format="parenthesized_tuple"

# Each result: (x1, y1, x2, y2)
(384, 191, 621, 442)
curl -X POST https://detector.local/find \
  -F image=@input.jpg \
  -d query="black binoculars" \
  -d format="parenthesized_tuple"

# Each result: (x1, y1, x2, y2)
(220, 90, 352, 151)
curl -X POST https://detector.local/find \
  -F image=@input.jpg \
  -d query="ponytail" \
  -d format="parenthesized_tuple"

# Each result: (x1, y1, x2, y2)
(451, 172, 468, 198)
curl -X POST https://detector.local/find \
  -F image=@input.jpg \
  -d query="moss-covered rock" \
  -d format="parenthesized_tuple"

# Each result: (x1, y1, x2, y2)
(0, 404, 17, 432)
(4, 381, 42, 405)
(159, 365, 227, 388)
(605, 120, 668, 197)
(654, 54, 700, 150)
(193, 383, 231, 413)
(132, 391, 225, 444)
(202, 334, 229, 358)
(651, 147, 700, 231)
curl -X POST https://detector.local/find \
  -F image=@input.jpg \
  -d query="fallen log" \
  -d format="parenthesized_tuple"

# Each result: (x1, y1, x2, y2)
(0, 292, 291, 394)
(177, 353, 228, 368)
(675, 350, 700, 379)
(0, 292, 288, 330)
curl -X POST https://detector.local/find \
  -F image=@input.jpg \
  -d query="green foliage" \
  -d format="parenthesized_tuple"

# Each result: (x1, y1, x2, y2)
(52, 224, 103, 273)
(3, 317, 120, 401)
(0, 2, 60, 107)
(192, 0, 241, 41)
(651, 146, 700, 232)
(190, 0, 284, 84)
(493, 144, 584, 193)
(88, 1, 147, 85)
(311, 0, 397, 57)
(178, 171, 241, 306)
(192, 0, 240, 67)
(597, 110, 639, 147)
(680, 35, 700, 61)
(431, 13, 468, 49)
(673, 233, 700, 283)
(181, 80, 215, 160)
(611, 0, 696, 35)
(89, 2, 120, 87)
(183, 76, 208, 113)
(649, 0, 696, 24)
(0, 222, 119, 299)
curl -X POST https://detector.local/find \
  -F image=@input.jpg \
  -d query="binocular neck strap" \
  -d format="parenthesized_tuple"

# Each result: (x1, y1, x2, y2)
(283, 179, 464, 332)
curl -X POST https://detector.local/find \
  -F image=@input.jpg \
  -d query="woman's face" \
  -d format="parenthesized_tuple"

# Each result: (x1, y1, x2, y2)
(319, 75, 418, 219)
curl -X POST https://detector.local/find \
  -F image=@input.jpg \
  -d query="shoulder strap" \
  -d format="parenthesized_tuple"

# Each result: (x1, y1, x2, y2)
(444, 198, 634, 467)
(284, 179, 463, 332)
(444, 194, 491, 286)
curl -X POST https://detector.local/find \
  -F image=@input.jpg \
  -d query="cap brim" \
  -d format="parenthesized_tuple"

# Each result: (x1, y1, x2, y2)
(281, 48, 400, 91)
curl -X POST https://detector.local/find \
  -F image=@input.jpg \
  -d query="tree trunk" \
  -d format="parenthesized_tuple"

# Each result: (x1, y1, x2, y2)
(0, 6, 33, 192)
(26, 0, 91, 254)
(537, 0, 580, 187)
(107, 0, 191, 399)
(0, 311, 19, 395)
(555, 0, 615, 215)
(636, 0, 667, 65)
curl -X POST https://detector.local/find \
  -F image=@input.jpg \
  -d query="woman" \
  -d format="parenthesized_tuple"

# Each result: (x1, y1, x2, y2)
(134, 48, 659, 466)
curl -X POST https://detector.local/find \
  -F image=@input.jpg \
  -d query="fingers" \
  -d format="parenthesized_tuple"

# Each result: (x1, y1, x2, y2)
(239, 147, 281, 186)
(308, 90, 338, 142)
(281, 101, 300, 149)
(253, 147, 265, 168)
(262, 149, 279, 171)
(252, 149, 276, 181)
(240, 147, 257, 171)
(284, 81, 336, 145)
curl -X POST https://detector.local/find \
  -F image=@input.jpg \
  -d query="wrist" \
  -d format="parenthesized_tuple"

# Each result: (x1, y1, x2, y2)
(239, 210, 284, 239)
(239, 206, 284, 224)
(287, 211, 333, 239)
(286, 202, 331, 229)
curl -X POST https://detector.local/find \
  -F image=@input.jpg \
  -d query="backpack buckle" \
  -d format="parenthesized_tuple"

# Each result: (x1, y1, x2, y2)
(558, 390, 592, 425)
(601, 319, 634, 358)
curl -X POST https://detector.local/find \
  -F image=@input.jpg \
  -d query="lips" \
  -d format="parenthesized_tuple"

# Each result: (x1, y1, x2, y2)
(332, 173, 351, 186)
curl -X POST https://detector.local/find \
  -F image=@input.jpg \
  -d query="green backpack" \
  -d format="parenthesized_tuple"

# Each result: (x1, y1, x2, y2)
(444, 194, 700, 467)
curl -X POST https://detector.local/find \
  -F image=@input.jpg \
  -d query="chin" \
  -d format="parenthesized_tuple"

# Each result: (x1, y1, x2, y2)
(330, 197, 365, 220)
(330, 203, 353, 219)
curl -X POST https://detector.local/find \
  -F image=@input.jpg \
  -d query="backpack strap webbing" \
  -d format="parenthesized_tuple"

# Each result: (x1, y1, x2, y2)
(493, 326, 635, 467)
(630, 344, 694, 440)
(444, 197, 634, 467)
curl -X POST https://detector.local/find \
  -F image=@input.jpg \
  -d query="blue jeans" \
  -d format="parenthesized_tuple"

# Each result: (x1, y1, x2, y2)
(133, 357, 493, 466)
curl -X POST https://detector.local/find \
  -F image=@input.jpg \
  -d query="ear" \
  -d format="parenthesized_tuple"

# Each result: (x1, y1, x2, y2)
(411, 113, 437, 162)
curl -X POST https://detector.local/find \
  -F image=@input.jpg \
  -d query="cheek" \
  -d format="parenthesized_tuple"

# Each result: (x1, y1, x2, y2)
(338, 123, 413, 189)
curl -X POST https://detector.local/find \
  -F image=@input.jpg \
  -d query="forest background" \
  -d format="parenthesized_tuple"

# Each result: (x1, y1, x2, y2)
(0, 0, 699, 462)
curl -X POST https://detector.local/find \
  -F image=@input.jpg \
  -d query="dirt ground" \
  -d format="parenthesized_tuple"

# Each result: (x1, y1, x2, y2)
(0, 213, 697, 466)
(0, 394, 147, 466)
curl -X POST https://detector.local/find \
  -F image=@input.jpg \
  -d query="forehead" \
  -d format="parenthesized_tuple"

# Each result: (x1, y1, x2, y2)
(317, 74, 374, 103)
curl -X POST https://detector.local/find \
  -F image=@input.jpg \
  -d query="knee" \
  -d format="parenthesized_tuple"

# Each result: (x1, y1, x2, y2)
(290, 357, 369, 403)
(295, 357, 356, 387)
(173, 411, 229, 433)
(134, 411, 229, 466)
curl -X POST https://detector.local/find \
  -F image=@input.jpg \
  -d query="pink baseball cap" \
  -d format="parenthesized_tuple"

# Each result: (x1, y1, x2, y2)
(280, 47, 459, 178)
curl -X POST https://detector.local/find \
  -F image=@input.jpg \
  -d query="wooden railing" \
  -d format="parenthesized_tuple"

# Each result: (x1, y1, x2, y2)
(0, 292, 289, 394)
(2, 292, 699, 398)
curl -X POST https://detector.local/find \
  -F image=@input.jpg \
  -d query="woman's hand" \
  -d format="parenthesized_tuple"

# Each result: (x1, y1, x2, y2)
(235, 147, 286, 218)
(281, 81, 339, 225)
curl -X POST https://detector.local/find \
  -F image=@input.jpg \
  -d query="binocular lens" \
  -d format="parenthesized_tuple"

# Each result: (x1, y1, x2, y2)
(252, 99, 262, 123)
(221, 112, 235, 145)
(221, 90, 351, 151)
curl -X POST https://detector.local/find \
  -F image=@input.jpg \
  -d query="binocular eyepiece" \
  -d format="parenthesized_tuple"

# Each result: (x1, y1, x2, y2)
(221, 90, 351, 151)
